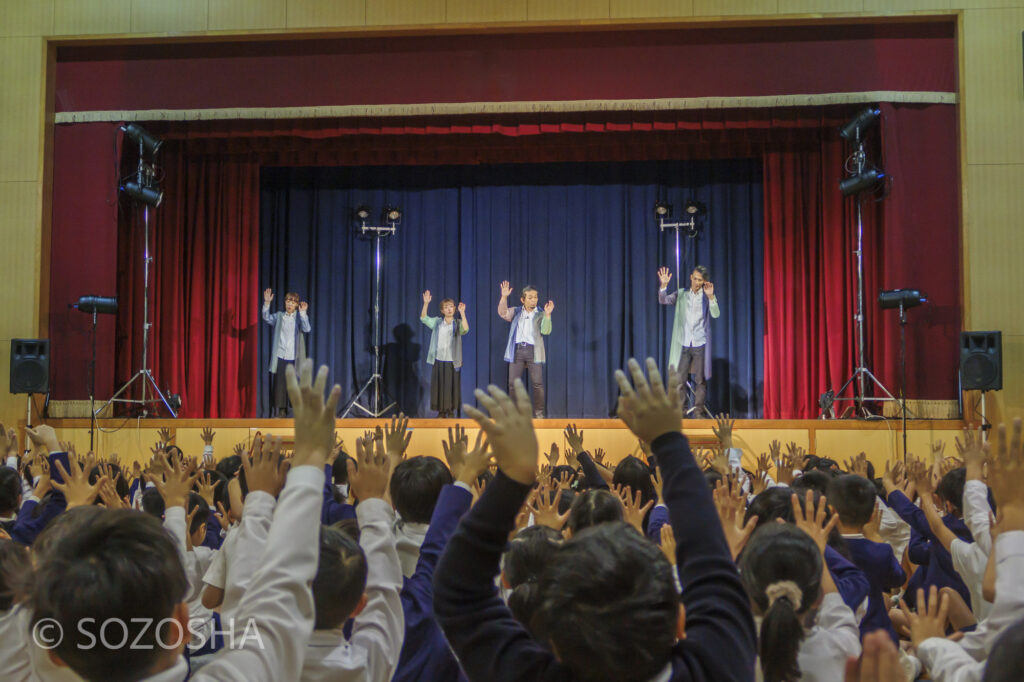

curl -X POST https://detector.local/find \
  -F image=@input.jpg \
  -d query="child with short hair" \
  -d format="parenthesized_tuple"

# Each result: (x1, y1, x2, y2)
(497, 280, 553, 419)
(419, 290, 469, 418)
(262, 287, 311, 416)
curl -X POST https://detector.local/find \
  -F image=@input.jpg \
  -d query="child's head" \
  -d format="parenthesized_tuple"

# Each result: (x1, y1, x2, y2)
(746, 487, 796, 528)
(739, 523, 823, 682)
(503, 525, 562, 635)
(535, 522, 679, 682)
(566, 488, 623, 536)
(689, 265, 709, 291)
(440, 298, 456, 318)
(0, 466, 22, 515)
(520, 286, 539, 310)
(215, 454, 242, 480)
(284, 292, 300, 313)
(612, 456, 657, 509)
(936, 467, 967, 517)
(312, 525, 367, 630)
(791, 470, 832, 497)
(31, 507, 189, 680)
(984, 615, 1024, 682)
(389, 456, 453, 524)
(0, 538, 31, 610)
(826, 474, 877, 528)
(141, 488, 165, 518)
(187, 492, 209, 545)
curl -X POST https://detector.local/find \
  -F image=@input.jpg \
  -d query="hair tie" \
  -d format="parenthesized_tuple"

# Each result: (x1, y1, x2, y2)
(765, 580, 802, 610)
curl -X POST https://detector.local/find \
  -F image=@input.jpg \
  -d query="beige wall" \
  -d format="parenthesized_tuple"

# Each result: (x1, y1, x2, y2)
(2, 0, 1021, 428)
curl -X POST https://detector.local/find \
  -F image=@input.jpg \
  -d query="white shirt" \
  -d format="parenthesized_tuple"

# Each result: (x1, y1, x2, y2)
(682, 289, 707, 347)
(876, 497, 911, 562)
(436, 320, 455, 362)
(515, 309, 537, 346)
(276, 312, 297, 360)
(394, 517, 429, 579)
(754, 592, 860, 682)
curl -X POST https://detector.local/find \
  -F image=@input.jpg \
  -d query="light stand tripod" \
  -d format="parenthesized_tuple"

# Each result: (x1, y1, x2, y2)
(100, 132, 177, 418)
(342, 210, 400, 418)
(829, 117, 896, 418)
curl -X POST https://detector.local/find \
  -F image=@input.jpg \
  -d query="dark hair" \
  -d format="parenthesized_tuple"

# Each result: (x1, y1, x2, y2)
(332, 451, 350, 486)
(476, 470, 494, 488)
(535, 522, 678, 682)
(30, 507, 188, 681)
(612, 456, 656, 508)
(937, 467, 967, 515)
(0, 539, 31, 610)
(284, 291, 301, 302)
(704, 469, 724, 489)
(330, 518, 361, 543)
(566, 489, 623, 535)
(216, 455, 242, 481)
(792, 470, 832, 497)
(203, 470, 231, 513)
(312, 525, 367, 630)
(745, 487, 795, 528)
(389, 457, 453, 524)
(550, 464, 579, 489)
(141, 487, 165, 518)
(827, 475, 877, 527)
(504, 526, 562, 635)
(692, 265, 710, 279)
(89, 463, 130, 501)
(186, 493, 209, 536)
(439, 297, 456, 309)
(983, 615, 1024, 682)
(520, 285, 538, 300)
(0, 466, 21, 514)
(740, 523, 823, 682)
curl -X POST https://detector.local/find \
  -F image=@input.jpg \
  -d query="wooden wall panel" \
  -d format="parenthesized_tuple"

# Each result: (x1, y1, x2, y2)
(963, 8, 1024, 165)
(285, 0, 365, 28)
(693, 0, 778, 16)
(610, 0, 693, 18)
(366, 0, 445, 26)
(52, 0, 131, 35)
(779, 0, 862, 13)
(446, 0, 528, 23)
(526, 0, 610, 21)
(130, 0, 208, 34)
(0, 37, 43, 183)
(863, 0, 950, 11)
(208, 0, 287, 31)
(0, 0, 54, 36)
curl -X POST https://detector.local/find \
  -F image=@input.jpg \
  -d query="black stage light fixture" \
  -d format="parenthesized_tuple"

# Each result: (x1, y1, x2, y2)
(654, 201, 671, 218)
(73, 296, 118, 315)
(355, 205, 370, 220)
(683, 200, 701, 215)
(384, 206, 402, 223)
(878, 289, 927, 310)
(839, 169, 885, 197)
(839, 107, 881, 141)
(124, 181, 163, 207)
(122, 123, 163, 155)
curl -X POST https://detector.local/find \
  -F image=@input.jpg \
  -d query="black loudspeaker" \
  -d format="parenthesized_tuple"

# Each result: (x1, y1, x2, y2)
(960, 331, 1002, 391)
(10, 339, 49, 394)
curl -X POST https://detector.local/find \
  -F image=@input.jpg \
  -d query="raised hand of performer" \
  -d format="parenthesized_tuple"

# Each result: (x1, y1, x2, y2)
(422, 290, 432, 304)
(544, 300, 554, 317)
(299, 300, 309, 313)
(657, 267, 672, 289)
(499, 280, 513, 298)
(703, 281, 715, 299)
(263, 288, 274, 304)
(457, 301, 466, 315)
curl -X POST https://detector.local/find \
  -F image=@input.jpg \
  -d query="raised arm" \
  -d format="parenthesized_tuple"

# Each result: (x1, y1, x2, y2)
(458, 301, 469, 334)
(262, 288, 276, 325)
(298, 301, 311, 332)
(540, 300, 553, 335)
(420, 290, 432, 324)
(657, 267, 677, 305)
(497, 280, 516, 321)
(704, 281, 720, 318)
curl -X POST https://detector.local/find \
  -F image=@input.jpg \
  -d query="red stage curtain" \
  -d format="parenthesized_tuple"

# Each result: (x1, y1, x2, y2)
(115, 153, 259, 418)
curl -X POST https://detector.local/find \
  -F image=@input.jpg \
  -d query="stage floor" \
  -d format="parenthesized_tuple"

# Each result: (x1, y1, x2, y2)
(33, 417, 966, 473)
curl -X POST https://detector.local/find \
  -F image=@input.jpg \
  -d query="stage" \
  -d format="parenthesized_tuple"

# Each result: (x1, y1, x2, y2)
(33, 417, 966, 473)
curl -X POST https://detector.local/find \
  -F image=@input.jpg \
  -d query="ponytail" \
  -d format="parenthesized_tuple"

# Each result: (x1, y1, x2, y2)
(759, 583, 806, 682)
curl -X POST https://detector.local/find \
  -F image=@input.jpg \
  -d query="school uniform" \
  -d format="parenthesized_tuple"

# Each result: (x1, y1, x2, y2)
(321, 461, 356, 525)
(823, 546, 870, 622)
(394, 518, 430, 579)
(299, 498, 404, 682)
(951, 480, 995, 621)
(161, 506, 220, 655)
(842, 534, 906, 643)
(433, 431, 758, 682)
(0, 604, 82, 682)
(393, 483, 473, 682)
(9, 451, 70, 546)
(420, 315, 468, 416)
(876, 497, 911, 562)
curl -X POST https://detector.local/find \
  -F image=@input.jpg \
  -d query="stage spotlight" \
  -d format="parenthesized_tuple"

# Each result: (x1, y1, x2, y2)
(355, 205, 370, 220)
(839, 107, 881, 141)
(878, 289, 927, 310)
(654, 201, 671, 218)
(121, 123, 163, 155)
(683, 200, 701, 216)
(839, 169, 885, 197)
(384, 206, 402, 223)
(123, 181, 163, 207)
(819, 389, 836, 415)
(73, 296, 118, 315)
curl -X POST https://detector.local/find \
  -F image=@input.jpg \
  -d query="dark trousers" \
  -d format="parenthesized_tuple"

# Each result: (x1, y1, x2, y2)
(677, 345, 706, 410)
(271, 359, 295, 415)
(509, 344, 545, 417)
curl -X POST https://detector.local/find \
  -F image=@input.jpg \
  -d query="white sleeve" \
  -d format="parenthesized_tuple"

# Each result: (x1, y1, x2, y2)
(950, 538, 991, 621)
(877, 497, 911, 560)
(162, 506, 188, 569)
(916, 638, 983, 682)
(813, 592, 862, 658)
(350, 498, 405, 682)
(962, 480, 992, 556)
(982, 531, 1024, 656)
(797, 592, 861, 679)
(203, 545, 226, 590)
(220, 490, 277, 618)
(192, 465, 324, 682)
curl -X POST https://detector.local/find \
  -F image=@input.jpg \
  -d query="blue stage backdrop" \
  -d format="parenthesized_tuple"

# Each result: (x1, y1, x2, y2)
(259, 160, 764, 418)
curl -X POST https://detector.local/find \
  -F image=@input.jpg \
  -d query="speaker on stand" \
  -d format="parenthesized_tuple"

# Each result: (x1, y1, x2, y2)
(10, 339, 50, 434)
(960, 331, 1002, 436)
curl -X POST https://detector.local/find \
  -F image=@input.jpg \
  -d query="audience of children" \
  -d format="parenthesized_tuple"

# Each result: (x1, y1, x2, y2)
(0, 358, 1022, 682)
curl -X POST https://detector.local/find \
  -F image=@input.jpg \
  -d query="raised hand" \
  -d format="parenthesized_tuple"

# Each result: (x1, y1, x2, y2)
(31, 457, 51, 498)
(703, 281, 715, 298)
(657, 267, 672, 288)
(556, 471, 574, 490)
(146, 451, 199, 509)
(660, 524, 677, 565)
(201, 427, 216, 446)
(53, 453, 104, 509)
(530, 484, 569, 531)
(242, 435, 288, 497)
(713, 476, 757, 559)
(652, 466, 664, 502)
(712, 413, 735, 449)
(614, 358, 682, 444)
(442, 424, 469, 478)
(0, 423, 14, 457)
(25, 425, 60, 453)
(384, 413, 413, 463)
(285, 359, 342, 470)
(593, 447, 606, 466)
(348, 433, 390, 502)
(956, 425, 988, 481)
(989, 419, 1024, 531)
(299, 301, 308, 313)
(499, 280, 513, 298)
(564, 423, 584, 456)
(157, 427, 173, 446)
(463, 380, 538, 485)
(899, 586, 950, 647)
(791, 489, 839, 555)
(543, 300, 554, 316)
(232, 442, 246, 457)
(263, 288, 274, 304)
(545, 442, 560, 468)
(457, 302, 466, 315)
(422, 290, 432, 303)
(615, 485, 655, 533)
(196, 471, 221, 506)
(456, 431, 492, 486)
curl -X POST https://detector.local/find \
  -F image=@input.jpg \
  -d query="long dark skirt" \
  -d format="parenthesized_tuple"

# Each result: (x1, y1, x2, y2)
(430, 361, 460, 415)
